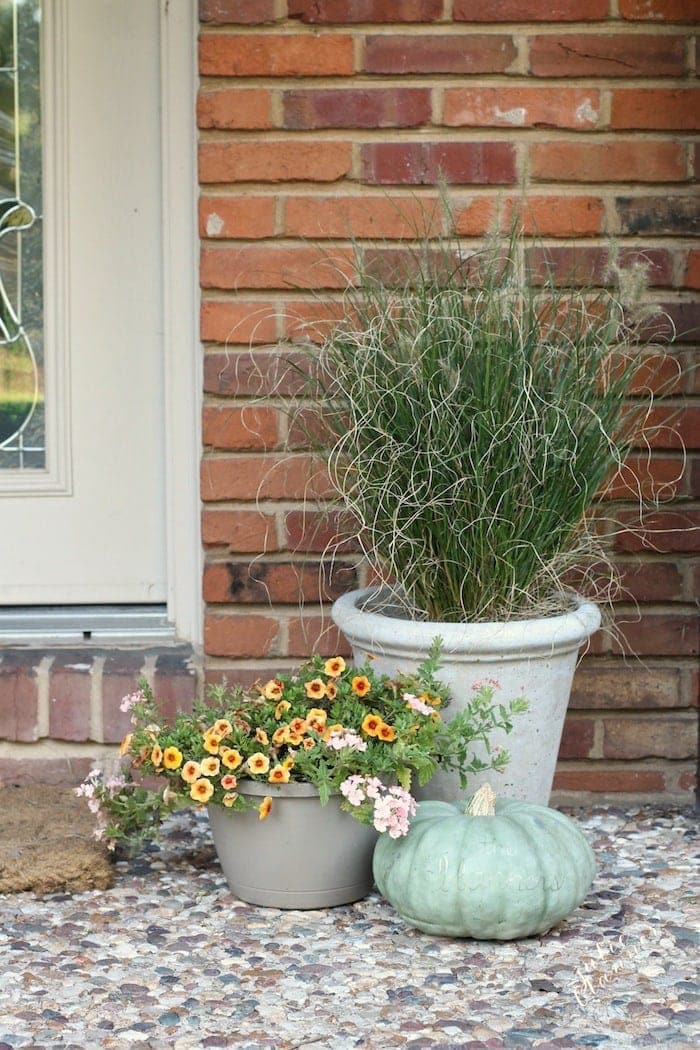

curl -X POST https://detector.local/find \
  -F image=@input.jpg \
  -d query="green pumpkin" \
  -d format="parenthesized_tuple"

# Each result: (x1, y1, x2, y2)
(373, 785, 596, 939)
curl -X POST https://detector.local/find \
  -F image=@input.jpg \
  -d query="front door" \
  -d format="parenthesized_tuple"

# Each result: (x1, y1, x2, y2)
(1, 0, 167, 606)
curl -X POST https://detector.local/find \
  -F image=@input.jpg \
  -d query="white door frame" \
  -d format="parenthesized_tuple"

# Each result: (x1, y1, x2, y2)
(158, 0, 202, 646)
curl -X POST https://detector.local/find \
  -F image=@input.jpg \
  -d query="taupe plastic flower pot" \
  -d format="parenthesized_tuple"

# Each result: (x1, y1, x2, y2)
(208, 780, 379, 909)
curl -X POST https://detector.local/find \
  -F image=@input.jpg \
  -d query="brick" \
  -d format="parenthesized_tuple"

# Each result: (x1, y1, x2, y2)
(199, 0, 278, 22)
(101, 651, 146, 744)
(204, 614, 279, 657)
(616, 561, 685, 602)
(203, 350, 310, 397)
(529, 34, 686, 78)
(656, 303, 700, 344)
(612, 614, 699, 657)
(570, 663, 683, 710)
(619, 0, 700, 21)
(283, 300, 348, 343)
(202, 509, 279, 552)
(284, 509, 359, 553)
(628, 351, 685, 397)
(615, 510, 700, 553)
(0, 652, 41, 742)
(201, 455, 333, 501)
(552, 767, 666, 792)
(677, 768, 697, 792)
(444, 88, 600, 130)
(201, 302, 278, 345)
(516, 195, 605, 236)
(525, 246, 673, 287)
(557, 717, 596, 759)
(454, 0, 607, 19)
(615, 195, 699, 237)
(199, 34, 354, 77)
(602, 716, 696, 759)
(287, 616, 351, 658)
(284, 195, 441, 240)
(530, 141, 687, 184)
(204, 665, 298, 691)
(283, 88, 431, 130)
(642, 406, 700, 450)
(453, 197, 496, 236)
(602, 455, 683, 500)
(203, 560, 357, 604)
(199, 197, 276, 240)
(202, 405, 281, 451)
(362, 143, 517, 186)
(199, 142, 352, 184)
(289, 0, 443, 21)
(153, 649, 197, 722)
(685, 251, 700, 290)
(364, 34, 516, 74)
(611, 89, 700, 131)
(201, 246, 354, 290)
(0, 756, 96, 789)
(49, 656, 92, 742)
(197, 89, 272, 130)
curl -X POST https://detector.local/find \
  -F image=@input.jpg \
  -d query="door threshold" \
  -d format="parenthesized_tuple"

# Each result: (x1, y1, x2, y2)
(0, 604, 176, 645)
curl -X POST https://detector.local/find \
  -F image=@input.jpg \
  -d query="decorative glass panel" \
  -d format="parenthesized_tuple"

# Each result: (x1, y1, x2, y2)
(0, 0, 43, 470)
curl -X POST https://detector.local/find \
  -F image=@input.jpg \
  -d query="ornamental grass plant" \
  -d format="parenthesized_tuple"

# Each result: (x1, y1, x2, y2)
(300, 221, 674, 623)
(80, 645, 526, 852)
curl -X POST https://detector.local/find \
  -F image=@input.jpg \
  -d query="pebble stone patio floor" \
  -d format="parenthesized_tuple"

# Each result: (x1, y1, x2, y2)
(0, 805, 698, 1049)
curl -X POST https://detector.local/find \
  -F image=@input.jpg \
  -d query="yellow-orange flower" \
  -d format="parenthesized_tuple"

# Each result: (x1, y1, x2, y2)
(202, 733, 220, 755)
(421, 691, 442, 708)
(325, 682, 338, 701)
(213, 719, 233, 737)
(305, 678, 326, 700)
(163, 746, 183, 770)
(272, 726, 289, 747)
(258, 796, 273, 821)
(289, 717, 308, 735)
(351, 675, 371, 697)
(361, 713, 382, 737)
(220, 748, 243, 770)
(255, 728, 269, 746)
(189, 778, 214, 803)
(201, 755, 220, 777)
(302, 738, 316, 751)
(287, 731, 304, 746)
(247, 752, 270, 776)
(324, 656, 346, 677)
(151, 744, 163, 767)
(119, 733, 133, 757)
(181, 760, 201, 784)
(282, 757, 295, 771)
(222, 792, 238, 807)
(268, 764, 291, 784)
(307, 707, 327, 727)
(378, 723, 396, 742)
(220, 774, 238, 791)
(322, 723, 344, 741)
(262, 679, 284, 701)
(274, 699, 291, 720)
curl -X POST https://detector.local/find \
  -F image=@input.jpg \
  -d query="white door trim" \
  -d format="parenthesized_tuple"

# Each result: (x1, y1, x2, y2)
(159, 0, 202, 646)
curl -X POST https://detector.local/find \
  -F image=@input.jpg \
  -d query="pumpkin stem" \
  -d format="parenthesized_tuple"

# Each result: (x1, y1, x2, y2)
(467, 783, 496, 817)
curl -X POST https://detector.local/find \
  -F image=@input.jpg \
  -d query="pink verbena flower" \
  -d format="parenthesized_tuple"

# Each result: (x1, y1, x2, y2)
(119, 689, 145, 714)
(403, 692, 433, 716)
(325, 730, 368, 753)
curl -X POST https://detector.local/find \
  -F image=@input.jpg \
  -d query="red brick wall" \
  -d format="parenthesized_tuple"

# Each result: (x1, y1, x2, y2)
(198, 0, 698, 801)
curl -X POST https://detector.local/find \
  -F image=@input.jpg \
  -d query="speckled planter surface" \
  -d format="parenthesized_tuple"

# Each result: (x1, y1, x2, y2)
(1, 805, 697, 1049)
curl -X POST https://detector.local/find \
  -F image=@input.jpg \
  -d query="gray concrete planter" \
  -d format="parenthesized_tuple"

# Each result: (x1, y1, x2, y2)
(208, 780, 379, 909)
(332, 587, 601, 806)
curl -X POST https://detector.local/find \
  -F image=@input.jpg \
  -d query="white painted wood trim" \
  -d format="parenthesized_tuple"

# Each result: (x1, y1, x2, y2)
(0, 0, 72, 496)
(160, 0, 202, 645)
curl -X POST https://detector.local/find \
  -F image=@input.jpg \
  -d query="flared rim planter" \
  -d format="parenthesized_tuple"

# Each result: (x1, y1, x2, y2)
(208, 780, 379, 909)
(332, 587, 601, 806)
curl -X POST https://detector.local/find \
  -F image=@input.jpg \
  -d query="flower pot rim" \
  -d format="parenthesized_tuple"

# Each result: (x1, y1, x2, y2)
(220, 779, 336, 800)
(332, 586, 601, 657)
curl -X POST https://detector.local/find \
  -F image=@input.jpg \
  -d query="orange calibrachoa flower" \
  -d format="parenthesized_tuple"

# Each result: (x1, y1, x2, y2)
(282, 757, 295, 771)
(221, 748, 243, 770)
(247, 752, 270, 776)
(119, 733, 133, 757)
(352, 676, 371, 697)
(222, 792, 237, 807)
(361, 714, 382, 737)
(268, 764, 291, 784)
(289, 717, 308, 735)
(151, 744, 163, 767)
(305, 678, 326, 700)
(307, 708, 327, 732)
(262, 679, 284, 701)
(378, 723, 396, 742)
(272, 726, 289, 747)
(213, 719, 233, 737)
(201, 756, 221, 777)
(325, 682, 338, 701)
(220, 774, 238, 791)
(255, 728, 269, 746)
(181, 760, 202, 784)
(324, 656, 346, 677)
(287, 730, 304, 746)
(163, 746, 183, 770)
(258, 796, 273, 821)
(190, 778, 214, 803)
(322, 723, 344, 741)
(302, 738, 316, 752)
(274, 699, 291, 720)
(202, 733, 220, 755)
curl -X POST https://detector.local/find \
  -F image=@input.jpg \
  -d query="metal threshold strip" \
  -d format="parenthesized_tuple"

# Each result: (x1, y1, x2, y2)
(0, 604, 175, 644)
